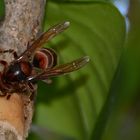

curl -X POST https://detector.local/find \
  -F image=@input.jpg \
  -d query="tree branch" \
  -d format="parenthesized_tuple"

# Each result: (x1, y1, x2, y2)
(0, 0, 46, 139)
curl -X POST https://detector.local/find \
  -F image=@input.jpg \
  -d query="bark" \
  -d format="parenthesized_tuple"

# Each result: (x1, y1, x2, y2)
(0, 0, 46, 139)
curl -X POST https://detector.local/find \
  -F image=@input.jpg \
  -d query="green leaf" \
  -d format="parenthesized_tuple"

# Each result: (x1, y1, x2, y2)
(0, 0, 5, 21)
(35, 2, 125, 140)
(97, 1, 140, 140)
(28, 124, 74, 140)
(50, 0, 112, 3)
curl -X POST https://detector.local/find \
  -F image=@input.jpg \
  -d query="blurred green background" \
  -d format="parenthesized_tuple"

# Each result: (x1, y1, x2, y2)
(1, 0, 140, 140)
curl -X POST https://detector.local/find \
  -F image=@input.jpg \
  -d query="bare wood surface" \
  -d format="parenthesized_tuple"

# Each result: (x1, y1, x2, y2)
(0, 0, 46, 139)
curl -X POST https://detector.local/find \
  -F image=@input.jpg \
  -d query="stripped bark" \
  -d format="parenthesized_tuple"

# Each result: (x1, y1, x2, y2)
(0, 0, 46, 139)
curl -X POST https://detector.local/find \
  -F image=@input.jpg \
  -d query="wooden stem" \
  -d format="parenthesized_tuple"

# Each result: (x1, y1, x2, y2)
(0, 0, 46, 139)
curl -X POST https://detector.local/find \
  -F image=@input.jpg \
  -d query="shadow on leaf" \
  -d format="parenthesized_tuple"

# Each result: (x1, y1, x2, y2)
(36, 74, 89, 104)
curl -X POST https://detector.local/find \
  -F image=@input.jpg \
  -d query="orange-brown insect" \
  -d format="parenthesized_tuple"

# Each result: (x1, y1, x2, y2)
(0, 21, 89, 99)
